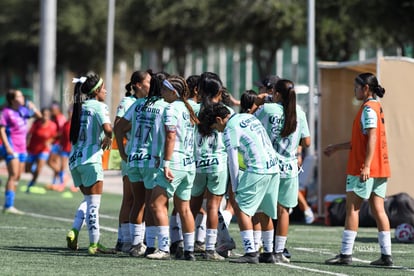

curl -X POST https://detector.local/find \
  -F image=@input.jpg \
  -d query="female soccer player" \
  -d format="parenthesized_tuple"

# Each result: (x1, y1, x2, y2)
(65, 74, 115, 255)
(115, 71, 171, 257)
(0, 89, 41, 214)
(198, 103, 280, 264)
(190, 73, 233, 261)
(324, 73, 393, 266)
(146, 75, 199, 261)
(254, 79, 311, 263)
(113, 70, 151, 254)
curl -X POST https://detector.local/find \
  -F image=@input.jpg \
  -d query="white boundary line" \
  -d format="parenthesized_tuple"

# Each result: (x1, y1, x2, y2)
(277, 263, 349, 276)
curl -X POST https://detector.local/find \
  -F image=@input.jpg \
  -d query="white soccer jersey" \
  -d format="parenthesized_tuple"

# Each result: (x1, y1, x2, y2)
(126, 97, 169, 168)
(163, 100, 196, 171)
(254, 103, 310, 178)
(224, 113, 279, 174)
(69, 99, 111, 169)
(194, 105, 234, 173)
(115, 95, 137, 143)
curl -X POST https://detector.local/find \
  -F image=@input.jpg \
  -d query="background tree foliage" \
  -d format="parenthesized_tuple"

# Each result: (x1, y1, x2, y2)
(0, 0, 413, 88)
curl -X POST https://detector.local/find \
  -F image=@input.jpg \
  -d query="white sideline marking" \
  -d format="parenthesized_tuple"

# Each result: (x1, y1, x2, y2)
(277, 263, 349, 276)
(25, 212, 118, 233)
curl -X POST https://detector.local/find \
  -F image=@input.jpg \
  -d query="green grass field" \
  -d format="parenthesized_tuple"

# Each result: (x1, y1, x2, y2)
(0, 176, 413, 275)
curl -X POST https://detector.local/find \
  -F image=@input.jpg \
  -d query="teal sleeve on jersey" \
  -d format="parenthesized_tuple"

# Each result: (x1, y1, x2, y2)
(361, 105, 378, 130)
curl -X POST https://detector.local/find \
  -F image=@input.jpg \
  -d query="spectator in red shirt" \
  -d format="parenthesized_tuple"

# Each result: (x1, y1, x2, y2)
(26, 107, 57, 192)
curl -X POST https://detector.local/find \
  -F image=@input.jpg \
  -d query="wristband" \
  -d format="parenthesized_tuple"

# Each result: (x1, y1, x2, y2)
(163, 160, 170, 168)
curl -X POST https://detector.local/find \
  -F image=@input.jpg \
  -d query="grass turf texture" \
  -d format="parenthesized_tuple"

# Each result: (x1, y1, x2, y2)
(0, 176, 413, 275)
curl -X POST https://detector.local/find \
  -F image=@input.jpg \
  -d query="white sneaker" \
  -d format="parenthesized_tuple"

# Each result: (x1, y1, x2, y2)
(304, 208, 315, 224)
(146, 249, 171, 260)
(3, 206, 25, 215)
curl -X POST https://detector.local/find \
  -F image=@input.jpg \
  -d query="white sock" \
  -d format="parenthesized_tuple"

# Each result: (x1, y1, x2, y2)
(274, 235, 287, 253)
(121, 223, 131, 243)
(130, 223, 143, 246)
(183, 232, 195, 252)
(262, 230, 273, 253)
(217, 212, 232, 244)
(195, 213, 207, 243)
(253, 230, 262, 252)
(205, 229, 218, 251)
(240, 230, 255, 254)
(221, 210, 233, 228)
(72, 199, 87, 231)
(340, 230, 357, 255)
(158, 226, 170, 252)
(140, 222, 146, 244)
(170, 215, 183, 243)
(378, 231, 392, 255)
(145, 226, 157, 248)
(85, 194, 101, 244)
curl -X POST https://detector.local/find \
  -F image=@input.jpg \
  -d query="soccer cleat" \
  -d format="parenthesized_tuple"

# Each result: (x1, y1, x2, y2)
(370, 254, 393, 266)
(144, 247, 156, 257)
(259, 252, 276, 263)
(283, 248, 291, 259)
(146, 249, 171, 260)
(180, 250, 196, 261)
(129, 243, 147, 257)
(229, 253, 259, 264)
(194, 241, 206, 253)
(216, 238, 236, 258)
(202, 250, 225, 261)
(66, 229, 79, 250)
(170, 240, 182, 255)
(3, 206, 25, 215)
(88, 243, 117, 255)
(174, 241, 184, 259)
(325, 254, 352, 265)
(274, 252, 290, 263)
(121, 241, 132, 253)
(304, 207, 315, 224)
(114, 240, 123, 252)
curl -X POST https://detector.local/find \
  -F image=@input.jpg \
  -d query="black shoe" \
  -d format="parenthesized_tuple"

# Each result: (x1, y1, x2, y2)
(259, 252, 276, 263)
(229, 253, 259, 264)
(174, 241, 184, 259)
(170, 240, 182, 255)
(325, 254, 352, 265)
(283, 248, 291, 259)
(180, 250, 196, 261)
(370, 254, 393, 266)
(144, 247, 156, 257)
(115, 240, 123, 252)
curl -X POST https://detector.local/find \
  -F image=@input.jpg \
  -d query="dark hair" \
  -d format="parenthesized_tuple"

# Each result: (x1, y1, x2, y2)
(6, 89, 20, 106)
(275, 79, 297, 137)
(240, 90, 257, 113)
(186, 75, 200, 99)
(168, 75, 199, 125)
(355, 73, 385, 98)
(70, 74, 102, 144)
(125, 70, 150, 97)
(197, 103, 230, 137)
(198, 72, 223, 105)
(142, 71, 170, 109)
(221, 87, 235, 107)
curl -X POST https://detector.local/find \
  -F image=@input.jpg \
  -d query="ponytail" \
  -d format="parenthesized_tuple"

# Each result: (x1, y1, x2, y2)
(275, 79, 297, 137)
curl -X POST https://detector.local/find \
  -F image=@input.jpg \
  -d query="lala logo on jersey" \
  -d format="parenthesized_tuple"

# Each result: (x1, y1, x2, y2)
(129, 151, 151, 162)
(196, 158, 219, 168)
